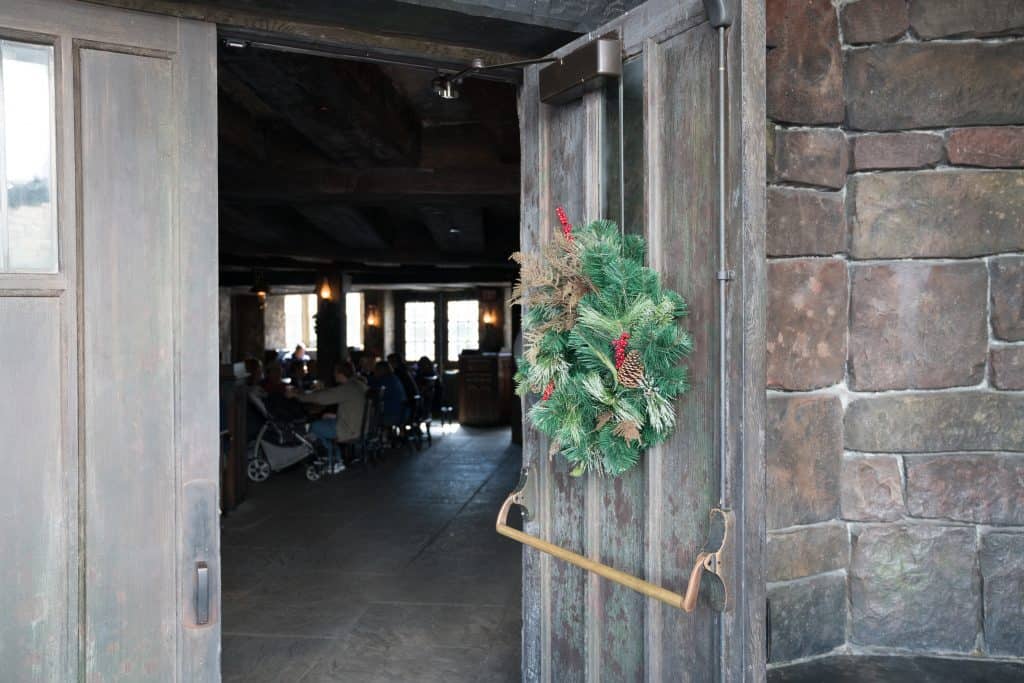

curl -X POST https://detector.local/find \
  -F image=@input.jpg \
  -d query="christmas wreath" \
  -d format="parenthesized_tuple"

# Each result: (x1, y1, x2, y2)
(512, 208, 692, 477)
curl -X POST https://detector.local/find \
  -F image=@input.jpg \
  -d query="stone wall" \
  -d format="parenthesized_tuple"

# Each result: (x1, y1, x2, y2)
(765, 0, 1024, 665)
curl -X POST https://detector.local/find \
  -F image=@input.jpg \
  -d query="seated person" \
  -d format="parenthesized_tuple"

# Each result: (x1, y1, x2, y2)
(386, 352, 419, 413)
(286, 343, 310, 385)
(262, 363, 287, 396)
(414, 356, 439, 413)
(357, 353, 376, 380)
(415, 356, 437, 382)
(242, 357, 268, 442)
(295, 361, 367, 465)
(369, 360, 407, 426)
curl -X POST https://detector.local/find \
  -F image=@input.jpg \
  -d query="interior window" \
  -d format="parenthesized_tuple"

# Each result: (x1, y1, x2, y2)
(404, 301, 435, 362)
(447, 299, 480, 361)
(345, 291, 363, 349)
(283, 293, 318, 350)
(0, 40, 57, 273)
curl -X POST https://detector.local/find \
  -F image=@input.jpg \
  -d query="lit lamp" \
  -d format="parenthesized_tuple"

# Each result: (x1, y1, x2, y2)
(250, 272, 269, 310)
(318, 275, 333, 301)
(366, 305, 381, 328)
(481, 308, 500, 351)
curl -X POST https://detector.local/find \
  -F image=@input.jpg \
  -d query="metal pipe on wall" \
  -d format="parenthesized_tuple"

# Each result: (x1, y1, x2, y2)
(717, 24, 729, 512)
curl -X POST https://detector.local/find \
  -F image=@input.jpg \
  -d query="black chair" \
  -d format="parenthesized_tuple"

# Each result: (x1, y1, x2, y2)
(351, 386, 385, 470)
(415, 376, 436, 447)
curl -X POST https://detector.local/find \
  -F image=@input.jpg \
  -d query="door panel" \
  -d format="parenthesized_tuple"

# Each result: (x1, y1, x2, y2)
(0, 298, 67, 681)
(0, 1, 219, 680)
(80, 46, 177, 679)
(650, 23, 719, 677)
(518, 0, 765, 680)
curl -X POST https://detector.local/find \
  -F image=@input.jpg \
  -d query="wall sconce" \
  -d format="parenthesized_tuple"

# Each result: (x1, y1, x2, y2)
(318, 275, 333, 301)
(250, 271, 269, 310)
(482, 309, 496, 326)
(366, 305, 381, 328)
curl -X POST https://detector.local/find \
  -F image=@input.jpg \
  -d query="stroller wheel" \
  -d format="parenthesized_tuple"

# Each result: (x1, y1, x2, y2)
(305, 464, 322, 481)
(247, 453, 271, 482)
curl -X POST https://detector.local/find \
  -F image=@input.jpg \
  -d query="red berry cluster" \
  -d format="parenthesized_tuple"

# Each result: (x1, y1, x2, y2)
(542, 380, 556, 401)
(555, 206, 574, 242)
(613, 332, 630, 369)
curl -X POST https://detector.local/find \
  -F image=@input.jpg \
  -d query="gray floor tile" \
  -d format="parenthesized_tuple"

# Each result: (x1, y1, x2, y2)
(222, 426, 522, 678)
(222, 634, 334, 683)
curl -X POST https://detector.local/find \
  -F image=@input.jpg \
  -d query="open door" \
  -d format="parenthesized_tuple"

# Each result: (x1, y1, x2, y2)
(0, 0, 219, 680)
(515, 0, 765, 680)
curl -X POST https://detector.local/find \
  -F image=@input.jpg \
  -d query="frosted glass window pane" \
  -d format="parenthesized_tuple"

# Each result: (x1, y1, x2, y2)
(404, 301, 435, 362)
(2, 41, 57, 273)
(346, 292, 363, 349)
(447, 299, 479, 361)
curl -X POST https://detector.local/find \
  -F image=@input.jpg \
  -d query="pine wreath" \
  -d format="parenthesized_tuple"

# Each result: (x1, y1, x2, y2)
(512, 208, 692, 477)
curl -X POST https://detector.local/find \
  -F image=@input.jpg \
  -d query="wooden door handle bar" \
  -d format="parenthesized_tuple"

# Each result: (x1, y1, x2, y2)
(496, 489, 724, 613)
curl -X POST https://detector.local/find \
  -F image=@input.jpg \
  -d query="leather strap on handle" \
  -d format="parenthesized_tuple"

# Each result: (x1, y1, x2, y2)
(497, 491, 708, 613)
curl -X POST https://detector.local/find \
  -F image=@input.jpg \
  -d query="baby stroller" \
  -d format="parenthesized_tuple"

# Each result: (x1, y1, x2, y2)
(246, 392, 335, 482)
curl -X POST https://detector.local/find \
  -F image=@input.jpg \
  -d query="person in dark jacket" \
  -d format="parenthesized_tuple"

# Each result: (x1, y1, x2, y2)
(369, 361, 407, 426)
(387, 352, 419, 414)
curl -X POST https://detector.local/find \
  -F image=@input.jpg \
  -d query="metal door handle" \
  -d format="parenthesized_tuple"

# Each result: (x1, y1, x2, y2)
(195, 561, 210, 625)
(495, 467, 733, 612)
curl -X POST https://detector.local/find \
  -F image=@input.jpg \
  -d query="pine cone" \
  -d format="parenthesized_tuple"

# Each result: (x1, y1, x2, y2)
(617, 350, 645, 388)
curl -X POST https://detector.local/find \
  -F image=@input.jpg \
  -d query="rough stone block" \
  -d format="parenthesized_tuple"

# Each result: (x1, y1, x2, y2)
(909, 0, 1024, 39)
(767, 395, 843, 529)
(848, 262, 988, 390)
(766, 0, 844, 124)
(846, 43, 1024, 130)
(767, 259, 848, 390)
(768, 573, 846, 662)
(990, 256, 1024, 341)
(768, 523, 848, 582)
(771, 128, 848, 189)
(767, 187, 846, 256)
(841, 454, 904, 522)
(841, 0, 909, 44)
(991, 346, 1024, 390)
(849, 171, 1024, 259)
(850, 525, 979, 651)
(849, 132, 943, 171)
(845, 392, 1024, 453)
(980, 533, 1024, 656)
(947, 127, 1024, 168)
(906, 454, 1024, 526)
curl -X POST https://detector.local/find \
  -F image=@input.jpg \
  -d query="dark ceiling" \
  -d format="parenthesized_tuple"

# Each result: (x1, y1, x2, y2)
(218, 44, 523, 288)
(87, 0, 643, 288)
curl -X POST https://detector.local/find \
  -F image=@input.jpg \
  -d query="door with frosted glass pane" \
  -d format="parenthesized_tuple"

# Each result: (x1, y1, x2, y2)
(517, 0, 765, 680)
(0, 1, 219, 680)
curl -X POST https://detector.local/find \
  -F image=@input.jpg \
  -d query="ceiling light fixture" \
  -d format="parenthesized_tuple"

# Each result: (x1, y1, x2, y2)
(250, 271, 269, 309)
(317, 275, 333, 301)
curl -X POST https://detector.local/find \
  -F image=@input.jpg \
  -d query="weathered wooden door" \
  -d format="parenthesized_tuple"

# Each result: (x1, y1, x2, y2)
(518, 0, 765, 680)
(0, 0, 219, 680)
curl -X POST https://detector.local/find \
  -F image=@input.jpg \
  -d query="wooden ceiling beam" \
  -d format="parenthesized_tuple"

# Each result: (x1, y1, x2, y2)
(220, 165, 519, 204)
(219, 244, 512, 268)
(219, 51, 421, 167)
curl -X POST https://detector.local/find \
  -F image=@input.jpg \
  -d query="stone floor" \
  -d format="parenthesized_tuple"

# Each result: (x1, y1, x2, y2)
(221, 425, 523, 683)
(768, 654, 1024, 683)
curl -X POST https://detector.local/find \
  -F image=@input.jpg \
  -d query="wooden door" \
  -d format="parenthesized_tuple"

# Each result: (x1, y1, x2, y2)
(0, 1, 219, 680)
(518, 0, 765, 680)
